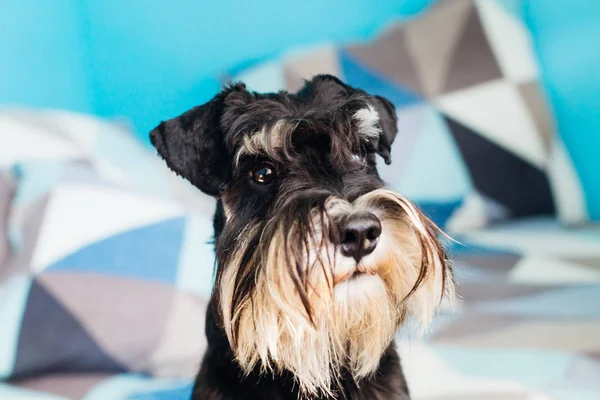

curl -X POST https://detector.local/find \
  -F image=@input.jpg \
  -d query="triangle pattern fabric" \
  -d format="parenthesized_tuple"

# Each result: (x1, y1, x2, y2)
(147, 293, 207, 378)
(475, 0, 539, 82)
(547, 140, 589, 225)
(38, 272, 176, 372)
(0, 115, 82, 168)
(564, 355, 600, 388)
(453, 251, 521, 274)
(436, 80, 547, 168)
(48, 217, 186, 284)
(15, 374, 112, 400)
(235, 60, 285, 94)
(495, 0, 525, 20)
(339, 50, 423, 108)
(561, 257, 600, 271)
(284, 45, 342, 93)
(475, 286, 600, 319)
(346, 26, 423, 96)
(444, 114, 555, 217)
(404, 0, 473, 97)
(31, 184, 185, 272)
(176, 213, 216, 297)
(442, 3, 503, 94)
(391, 105, 472, 202)
(12, 280, 127, 378)
(456, 282, 553, 304)
(446, 191, 510, 233)
(377, 104, 428, 184)
(415, 199, 464, 229)
(430, 314, 527, 342)
(4, 195, 52, 280)
(509, 255, 600, 284)
(517, 80, 554, 152)
(0, 277, 32, 378)
(11, 162, 66, 207)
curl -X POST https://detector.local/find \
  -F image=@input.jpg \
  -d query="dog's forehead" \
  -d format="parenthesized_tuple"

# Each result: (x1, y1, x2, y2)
(230, 94, 381, 164)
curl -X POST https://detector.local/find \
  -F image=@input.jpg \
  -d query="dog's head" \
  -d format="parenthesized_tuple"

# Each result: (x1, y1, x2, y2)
(151, 75, 455, 396)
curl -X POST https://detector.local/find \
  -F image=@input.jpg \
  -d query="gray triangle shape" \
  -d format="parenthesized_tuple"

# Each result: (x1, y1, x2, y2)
(405, 0, 474, 97)
(517, 80, 555, 152)
(284, 66, 307, 94)
(442, 4, 503, 93)
(0, 172, 16, 267)
(11, 280, 128, 379)
(347, 24, 423, 95)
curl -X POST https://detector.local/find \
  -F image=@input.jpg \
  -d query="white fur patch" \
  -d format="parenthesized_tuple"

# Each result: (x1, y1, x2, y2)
(353, 105, 381, 140)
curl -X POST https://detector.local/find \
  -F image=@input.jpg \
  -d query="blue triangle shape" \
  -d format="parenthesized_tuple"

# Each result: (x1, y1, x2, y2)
(129, 382, 194, 400)
(416, 199, 463, 229)
(48, 217, 186, 284)
(339, 50, 423, 108)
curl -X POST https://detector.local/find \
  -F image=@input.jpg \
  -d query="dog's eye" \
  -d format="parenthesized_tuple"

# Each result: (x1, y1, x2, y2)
(250, 162, 276, 185)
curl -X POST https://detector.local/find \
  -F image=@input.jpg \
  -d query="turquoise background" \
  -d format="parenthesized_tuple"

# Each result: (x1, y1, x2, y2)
(1, 0, 598, 217)
(0, 0, 434, 135)
(524, 0, 600, 219)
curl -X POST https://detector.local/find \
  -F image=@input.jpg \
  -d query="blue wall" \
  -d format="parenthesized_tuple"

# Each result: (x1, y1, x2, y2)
(525, 0, 600, 218)
(0, 0, 434, 139)
(0, 0, 92, 113)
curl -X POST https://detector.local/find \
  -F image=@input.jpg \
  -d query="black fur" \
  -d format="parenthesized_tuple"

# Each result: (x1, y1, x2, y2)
(150, 75, 413, 399)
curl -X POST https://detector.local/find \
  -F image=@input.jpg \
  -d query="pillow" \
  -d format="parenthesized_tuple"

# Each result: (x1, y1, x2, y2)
(0, 172, 15, 269)
(0, 110, 216, 381)
(233, 0, 559, 232)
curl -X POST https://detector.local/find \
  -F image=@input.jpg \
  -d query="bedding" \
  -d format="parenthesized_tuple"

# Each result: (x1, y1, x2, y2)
(0, 110, 214, 384)
(2, 218, 599, 399)
(233, 0, 570, 233)
(0, 172, 15, 268)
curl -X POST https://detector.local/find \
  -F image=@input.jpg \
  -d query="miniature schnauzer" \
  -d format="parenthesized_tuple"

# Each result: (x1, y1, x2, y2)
(150, 75, 455, 399)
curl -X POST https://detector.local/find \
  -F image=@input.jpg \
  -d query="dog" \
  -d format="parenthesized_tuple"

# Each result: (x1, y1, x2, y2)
(150, 75, 455, 399)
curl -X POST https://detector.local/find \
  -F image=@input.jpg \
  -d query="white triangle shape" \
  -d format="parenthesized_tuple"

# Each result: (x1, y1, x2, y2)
(398, 342, 549, 398)
(378, 104, 429, 184)
(41, 110, 106, 151)
(436, 80, 547, 168)
(511, 255, 600, 284)
(32, 184, 185, 271)
(446, 192, 490, 234)
(475, 0, 539, 82)
(394, 105, 472, 202)
(237, 60, 285, 93)
(547, 139, 589, 225)
(0, 116, 82, 168)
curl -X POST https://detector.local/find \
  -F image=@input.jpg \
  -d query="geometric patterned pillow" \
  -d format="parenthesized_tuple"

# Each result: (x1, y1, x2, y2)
(0, 172, 15, 269)
(0, 111, 216, 381)
(233, 0, 559, 232)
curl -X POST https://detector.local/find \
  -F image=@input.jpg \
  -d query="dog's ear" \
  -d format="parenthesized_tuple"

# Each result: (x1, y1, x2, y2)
(301, 74, 353, 102)
(370, 95, 398, 165)
(150, 83, 249, 197)
(304, 74, 398, 164)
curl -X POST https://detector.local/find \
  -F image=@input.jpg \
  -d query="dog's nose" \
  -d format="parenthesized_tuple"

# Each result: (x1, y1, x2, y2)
(338, 213, 382, 262)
